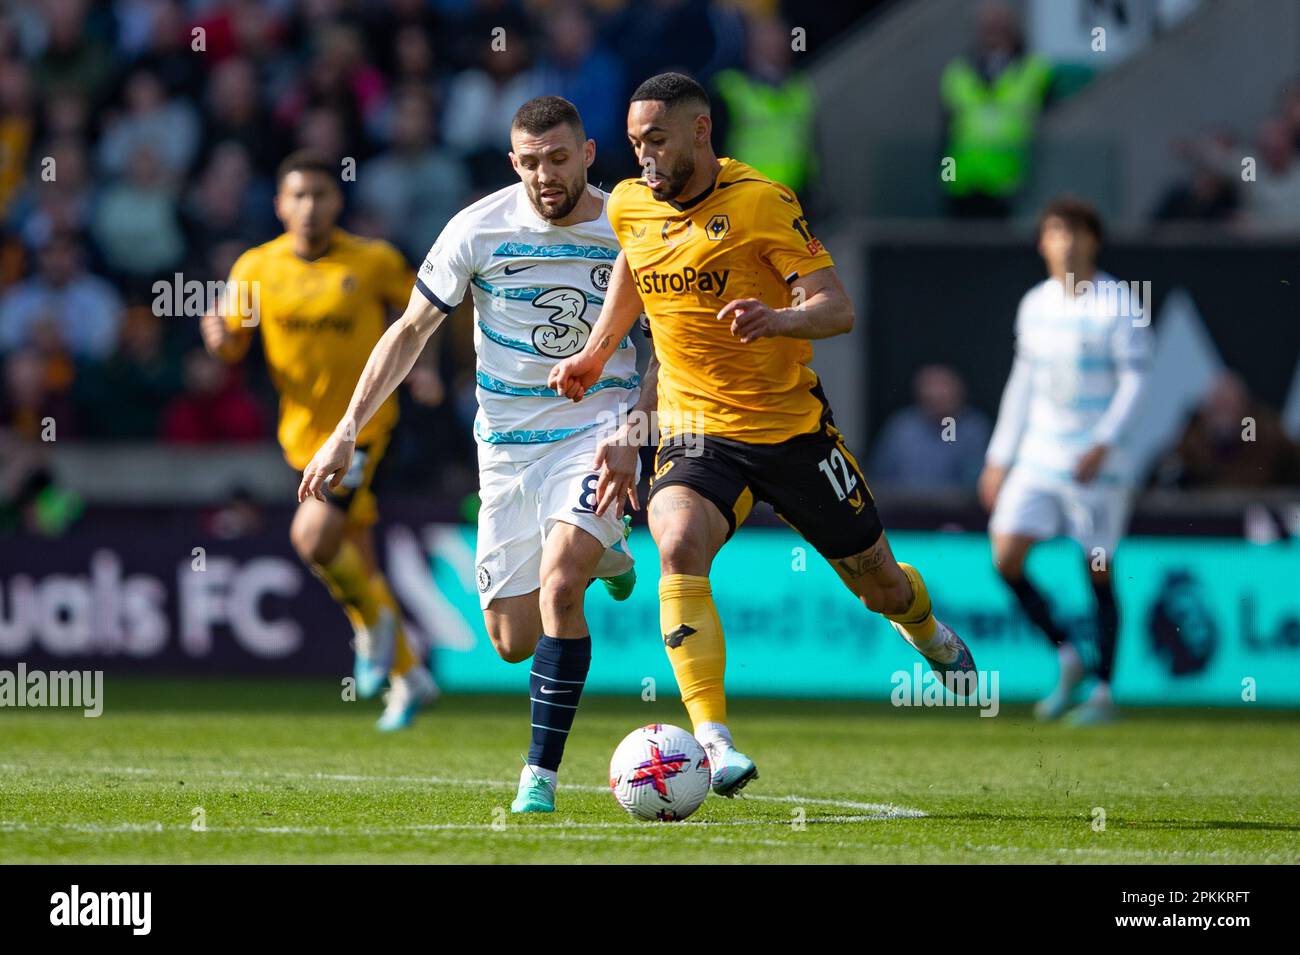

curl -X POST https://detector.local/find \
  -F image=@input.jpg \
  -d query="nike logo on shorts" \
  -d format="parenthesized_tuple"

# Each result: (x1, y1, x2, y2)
(539, 686, 568, 695)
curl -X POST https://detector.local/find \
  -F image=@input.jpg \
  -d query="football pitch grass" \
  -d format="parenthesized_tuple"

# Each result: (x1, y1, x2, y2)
(2, 679, 1298, 864)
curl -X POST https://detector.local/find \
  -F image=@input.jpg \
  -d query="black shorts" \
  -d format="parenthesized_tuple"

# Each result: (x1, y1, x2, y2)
(318, 433, 390, 527)
(647, 419, 884, 560)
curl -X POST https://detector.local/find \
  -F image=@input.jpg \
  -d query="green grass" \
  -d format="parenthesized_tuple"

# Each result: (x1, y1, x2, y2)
(2, 679, 1298, 863)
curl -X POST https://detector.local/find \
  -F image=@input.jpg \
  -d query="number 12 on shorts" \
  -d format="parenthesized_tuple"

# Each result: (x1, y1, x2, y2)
(818, 448, 857, 501)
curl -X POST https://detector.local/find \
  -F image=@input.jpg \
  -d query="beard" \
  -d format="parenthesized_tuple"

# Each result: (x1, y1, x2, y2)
(647, 153, 696, 202)
(530, 177, 584, 220)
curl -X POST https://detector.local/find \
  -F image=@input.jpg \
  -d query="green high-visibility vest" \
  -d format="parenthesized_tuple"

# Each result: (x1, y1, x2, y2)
(715, 69, 815, 193)
(941, 53, 1051, 197)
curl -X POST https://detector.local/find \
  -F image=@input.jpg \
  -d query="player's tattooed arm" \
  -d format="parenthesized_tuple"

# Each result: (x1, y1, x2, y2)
(720, 267, 854, 343)
(549, 249, 644, 401)
(585, 249, 644, 362)
(632, 352, 658, 418)
(299, 287, 447, 502)
(593, 353, 657, 515)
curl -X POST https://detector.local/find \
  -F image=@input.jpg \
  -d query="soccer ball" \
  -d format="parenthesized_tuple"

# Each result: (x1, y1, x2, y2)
(609, 723, 712, 822)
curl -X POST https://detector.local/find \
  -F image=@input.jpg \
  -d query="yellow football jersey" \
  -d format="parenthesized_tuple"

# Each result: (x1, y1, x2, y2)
(223, 229, 411, 469)
(607, 157, 835, 444)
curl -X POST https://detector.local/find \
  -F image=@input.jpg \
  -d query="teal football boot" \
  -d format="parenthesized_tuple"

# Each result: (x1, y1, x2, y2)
(352, 608, 397, 700)
(1034, 644, 1086, 721)
(375, 666, 439, 732)
(511, 769, 556, 813)
(894, 619, 977, 696)
(1064, 684, 1117, 726)
(705, 745, 759, 798)
(599, 515, 636, 602)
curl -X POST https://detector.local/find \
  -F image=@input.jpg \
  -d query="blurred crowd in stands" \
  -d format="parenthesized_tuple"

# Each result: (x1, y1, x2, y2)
(0, 0, 1294, 537)
(939, 0, 1300, 229)
(0, 0, 854, 517)
(870, 365, 1300, 497)
(1153, 83, 1300, 228)
(927, 0, 1299, 497)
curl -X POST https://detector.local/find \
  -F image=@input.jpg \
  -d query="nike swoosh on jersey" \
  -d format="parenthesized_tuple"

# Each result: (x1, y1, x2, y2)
(503, 262, 539, 274)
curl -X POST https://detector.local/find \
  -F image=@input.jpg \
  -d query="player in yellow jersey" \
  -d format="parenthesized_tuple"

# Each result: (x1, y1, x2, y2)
(551, 73, 977, 796)
(200, 150, 437, 730)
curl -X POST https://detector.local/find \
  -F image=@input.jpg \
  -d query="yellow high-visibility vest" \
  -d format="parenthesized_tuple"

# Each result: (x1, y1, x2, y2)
(715, 69, 816, 193)
(941, 54, 1051, 197)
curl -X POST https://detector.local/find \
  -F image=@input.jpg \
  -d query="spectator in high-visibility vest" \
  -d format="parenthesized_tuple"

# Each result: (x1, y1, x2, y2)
(940, 1, 1052, 218)
(712, 15, 816, 198)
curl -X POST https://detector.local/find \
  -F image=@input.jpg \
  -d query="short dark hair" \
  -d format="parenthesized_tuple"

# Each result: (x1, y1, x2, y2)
(1038, 195, 1104, 244)
(511, 95, 585, 140)
(276, 149, 337, 188)
(630, 72, 710, 111)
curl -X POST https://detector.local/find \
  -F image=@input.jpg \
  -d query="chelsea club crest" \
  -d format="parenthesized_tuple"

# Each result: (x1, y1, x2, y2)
(590, 264, 611, 291)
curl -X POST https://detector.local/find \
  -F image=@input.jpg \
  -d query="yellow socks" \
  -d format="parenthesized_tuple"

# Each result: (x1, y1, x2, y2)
(659, 574, 727, 728)
(317, 542, 416, 676)
(371, 574, 418, 677)
(317, 540, 382, 630)
(884, 561, 938, 645)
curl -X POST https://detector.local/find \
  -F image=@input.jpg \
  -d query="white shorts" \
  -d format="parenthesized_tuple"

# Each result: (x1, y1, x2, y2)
(989, 467, 1133, 557)
(474, 433, 637, 609)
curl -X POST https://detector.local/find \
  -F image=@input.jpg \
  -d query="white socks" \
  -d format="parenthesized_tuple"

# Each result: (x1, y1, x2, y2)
(1058, 642, 1084, 684)
(390, 666, 433, 701)
(1085, 681, 1112, 707)
(695, 721, 734, 753)
(920, 621, 958, 664)
(521, 765, 558, 788)
(893, 618, 958, 664)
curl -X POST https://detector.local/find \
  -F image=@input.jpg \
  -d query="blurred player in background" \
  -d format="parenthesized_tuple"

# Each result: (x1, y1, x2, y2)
(299, 97, 646, 814)
(201, 150, 437, 731)
(979, 197, 1151, 725)
(551, 73, 976, 797)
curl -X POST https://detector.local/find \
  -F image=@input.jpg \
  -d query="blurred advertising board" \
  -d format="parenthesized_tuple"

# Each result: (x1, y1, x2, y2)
(2, 514, 1296, 707)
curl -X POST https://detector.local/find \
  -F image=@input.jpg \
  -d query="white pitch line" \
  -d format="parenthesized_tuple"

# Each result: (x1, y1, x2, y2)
(0, 816, 891, 834)
(0, 821, 169, 833)
(1, 820, 1290, 862)
(0, 762, 927, 820)
(0, 819, 808, 850)
(0, 814, 897, 833)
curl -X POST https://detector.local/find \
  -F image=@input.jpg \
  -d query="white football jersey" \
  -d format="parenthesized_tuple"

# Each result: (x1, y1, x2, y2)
(997, 271, 1152, 484)
(416, 183, 640, 463)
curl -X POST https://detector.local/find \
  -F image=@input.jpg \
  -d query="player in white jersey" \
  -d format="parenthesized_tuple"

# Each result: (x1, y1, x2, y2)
(979, 197, 1150, 725)
(299, 97, 656, 813)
